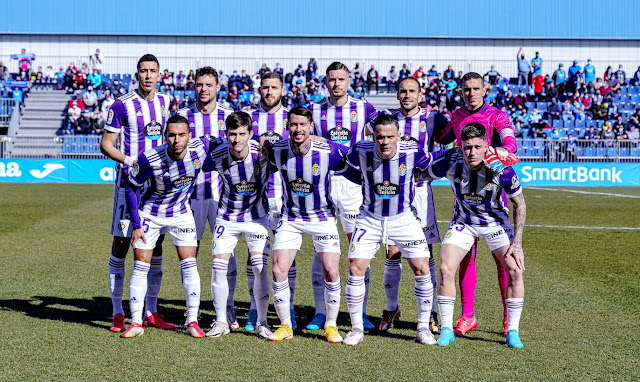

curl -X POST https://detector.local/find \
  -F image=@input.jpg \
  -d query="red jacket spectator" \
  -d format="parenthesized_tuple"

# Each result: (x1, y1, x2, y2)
(532, 76, 544, 94)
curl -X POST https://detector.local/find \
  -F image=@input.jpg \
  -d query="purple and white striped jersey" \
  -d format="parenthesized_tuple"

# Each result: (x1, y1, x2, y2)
(248, 104, 289, 200)
(204, 139, 270, 223)
(424, 149, 522, 227)
(177, 103, 233, 200)
(385, 108, 449, 187)
(126, 138, 213, 227)
(265, 139, 349, 222)
(345, 140, 433, 218)
(105, 90, 172, 179)
(311, 96, 378, 148)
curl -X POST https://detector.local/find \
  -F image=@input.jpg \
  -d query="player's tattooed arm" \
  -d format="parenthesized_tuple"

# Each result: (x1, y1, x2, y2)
(508, 192, 527, 271)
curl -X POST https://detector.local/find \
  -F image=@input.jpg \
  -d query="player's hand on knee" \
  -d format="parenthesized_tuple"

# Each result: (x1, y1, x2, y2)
(131, 228, 146, 249)
(506, 243, 525, 271)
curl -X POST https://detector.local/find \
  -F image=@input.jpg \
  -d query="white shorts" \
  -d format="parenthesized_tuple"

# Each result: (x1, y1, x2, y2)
(414, 183, 440, 244)
(110, 184, 134, 237)
(273, 217, 341, 253)
(268, 197, 283, 232)
(349, 211, 431, 259)
(134, 210, 198, 250)
(191, 197, 218, 241)
(442, 222, 514, 252)
(212, 216, 271, 255)
(330, 176, 362, 234)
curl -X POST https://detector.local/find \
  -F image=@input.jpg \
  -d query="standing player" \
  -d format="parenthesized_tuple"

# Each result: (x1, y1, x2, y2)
(121, 115, 216, 338)
(380, 77, 449, 333)
(203, 112, 273, 339)
(308, 61, 378, 331)
(436, 72, 518, 337)
(263, 106, 355, 343)
(420, 123, 526, 348)
(177, 66, 237, 326)
(243, 72, 297, 331)
(100, 54, 175, 333)
(342, 113, 436, 346)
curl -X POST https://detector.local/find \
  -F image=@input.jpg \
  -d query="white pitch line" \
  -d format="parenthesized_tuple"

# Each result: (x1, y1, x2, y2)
(436, 220, 639, 230)
(524, 186, 640, 199)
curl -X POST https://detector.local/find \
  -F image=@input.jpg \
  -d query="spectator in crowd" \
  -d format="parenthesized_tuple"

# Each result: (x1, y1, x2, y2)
(568, 60, 581, 80)
(514, 89, 528, 108)
(307, 58, 318, 72)
(83, 86, 98, 110)
(544, 80, 558, 101)
(531, 51, 543, 79)
(55, 67, 65, 89)
(240, 70, 253, 90)
(107, 77, 122, 95)
(532, 75, 545, 101)
(513, 105, 530, 134)
(604, 66, 614, 81)
(258, 63, 271, 77)
(598, 78, 612, 96)
(547, 101, 561, 120)
(68, 99, 82, 120)
(455, 70, 464, 86)
(399, 63, 411, 80)
(387, 65, 398, 93)
(161, 69, 174, 92)
(562, 99, 576, 123)
(565, 134, 577, 162)
(367, 64, 379, 93)
(80, 62, 90, 76)
(273, 63, 284, 77)
(591, 96, 608, 120)
(484, 65, 501, 85)
(583, 126, 600, 140)
(90, 49, 103, 73)
(418, 72, 428, 88)
(64, 62, 78, 90)
(33, 66, 45, 90)
(45, 66, 55, 89)
(583, 59, 596, 89)
(601, 122, 615, 141)
(412, 65, 424, 79)
(353, 72, 365, 92)
(71, 109, 94, 134)
(552, 63, 566, 92)
(175, 70, 186, 90)
(17, 48, 35, 78)
(443, 65, 455, 81)
(627, 125, 639, 140)
(607, 73, 622, 94)
(0, 61, 8, 80)
(549, 126, 562, 140)
(607, 100, 620, 119)
(87, 69, 101, 89)
(517, 47, 531, 84)
(427, 65, 438, 80)
(186, 69, 196, 90)
(632, 66, 640, 86)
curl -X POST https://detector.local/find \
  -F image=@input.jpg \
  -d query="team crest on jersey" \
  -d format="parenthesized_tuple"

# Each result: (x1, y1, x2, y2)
(131, 163, 140, 176)
(350, 111, 358, 122)
(483, 182, 496, 191)
(419, 121, 427, 132)
(283, 119, 288, 128)
(349, 243, 355, 252)
(161, 105, 166, 116)
(144, 120, 162, 140)
(107, 109, 114, 125)
(445, 230, 452, 239)
(212, 241, 216, 249)
(219, 120, 226, 130)
(193, 159, 201, 169)
(398, 164, 407, 176)
(253, 164, 261, 175)
(312, 163, 320, 176)
(119, 220, 127, 231)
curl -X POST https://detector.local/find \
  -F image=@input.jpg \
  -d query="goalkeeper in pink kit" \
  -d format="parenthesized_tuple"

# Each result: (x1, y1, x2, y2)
(436, 72, 518, 337)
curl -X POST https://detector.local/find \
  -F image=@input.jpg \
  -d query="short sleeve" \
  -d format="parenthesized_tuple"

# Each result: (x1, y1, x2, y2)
(128, 154, 153, 187)
(500, 167, 522, 197)
(426, 149, 454, 180)
(365, 101, 379, 124)
(104, 99, 127, 133)
(414, 147, 433, 169)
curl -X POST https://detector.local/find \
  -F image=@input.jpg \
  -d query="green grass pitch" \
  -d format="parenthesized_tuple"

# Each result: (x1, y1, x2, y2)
(0, 184, 638, 381)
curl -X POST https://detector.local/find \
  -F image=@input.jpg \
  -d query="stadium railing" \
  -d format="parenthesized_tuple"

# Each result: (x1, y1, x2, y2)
(1, 135, 638, 162)
(3, 55, 638, 81)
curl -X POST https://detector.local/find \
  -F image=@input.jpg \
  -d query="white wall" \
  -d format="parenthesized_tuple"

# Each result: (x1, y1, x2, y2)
(1, 34, 639, 79)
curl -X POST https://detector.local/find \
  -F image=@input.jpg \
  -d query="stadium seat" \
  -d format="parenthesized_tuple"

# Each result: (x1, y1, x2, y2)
(174, 90, 185, 99)
(185, 90, 196, 100)
(563, 120, 575, 128)
(552, 119, 562, 127)
(585, 147, 595, 157)
(354, 92, 364, 99)
(101, 73, 111, 83)
(123, 74, 132, 82)
(620, 147, 631, 157)
(218, 90, 228, 100)
(525, 102, 535, 110)
(620, 87, 627, 95)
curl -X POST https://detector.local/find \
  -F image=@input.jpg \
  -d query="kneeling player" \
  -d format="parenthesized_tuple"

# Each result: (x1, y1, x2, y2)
(121, 115, 216, 338)
(342, 113, 437, 346)
(204, 112, 273, 339)
(420, 123, 526, 348)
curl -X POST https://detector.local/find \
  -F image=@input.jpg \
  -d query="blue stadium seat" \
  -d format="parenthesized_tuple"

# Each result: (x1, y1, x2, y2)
(354, 91, 365, 99)
(632, 146, 640, 156)
(101, 73, 111, 83)
(620, 86, 627, 95)
(123, 74, 132, 82)
(620, 147, 631, 157)
(563, 120, 575, 128)
(174, 90, 185, 99)
(218, 90, 228, 100)
(606, 147, 615, 158)
(552, 119, 562, 127)
(575, 146, 584, 157)
(185, 90, 196, 100)
(536, 102, 548, 111)
(585, 147, 595, 157)
(525, 102, 536, 110)
(575, 120, 586, 128)
(521, 128, 530, 138)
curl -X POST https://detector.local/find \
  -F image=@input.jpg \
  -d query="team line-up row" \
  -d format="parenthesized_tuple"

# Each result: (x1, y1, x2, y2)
(100, 55, 526, 348)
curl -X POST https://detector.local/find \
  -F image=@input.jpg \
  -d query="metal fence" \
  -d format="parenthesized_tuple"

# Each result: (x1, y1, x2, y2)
(2, 135, 639, 163)
(2, 55, 639, 81)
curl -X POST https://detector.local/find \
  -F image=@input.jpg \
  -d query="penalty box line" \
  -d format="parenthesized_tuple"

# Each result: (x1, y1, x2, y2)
(524, 186, 640, 199)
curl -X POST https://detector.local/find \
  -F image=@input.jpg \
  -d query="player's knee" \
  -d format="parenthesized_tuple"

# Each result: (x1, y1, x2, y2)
(324, 268, 340, 282)
(507, 266, 523, 284)
(439, 262, 456, 282)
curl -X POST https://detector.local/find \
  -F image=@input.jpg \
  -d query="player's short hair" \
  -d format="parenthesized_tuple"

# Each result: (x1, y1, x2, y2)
(372, 113, 399, 132)
(461, 72, 483, 83)
(166, 114, 189, 130)
(461, 122, 487, 141)
(399, 76, 421, 89)
(287, 106, 313, 124)
(137, 54, 159, 72)
(195, 66, 218, 83)
(261, 71, 283, 86)
(326, 61, 350, 76)
(225, 112, 252, 132)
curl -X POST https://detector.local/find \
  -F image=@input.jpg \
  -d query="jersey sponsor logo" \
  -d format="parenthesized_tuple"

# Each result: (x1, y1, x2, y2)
(350, 111, 358, 122)
(327, 125, 351, 144)
(419, 121, 427, 132)
(193, 159, 201, 169)
(131, 163, 140, 176)
(233, 180, 257, 195)
(290, 178, 314, 197)
(374, 180, 399, 199)
(218, 119, 226, 131)
(260, 130, 283, 143)
(401, 134, 418, 143)
(312, 163, 320, 176)
(314, 234, 339, 241)
(398, 164, 407, 176)
(107, 109, 114, 124)
(172, 175, 195, 190)
(249, 233, 269, 240)
(463, 193, 485, 206)
(511, 174, 520, 188)
(144, 120, 162, 140)
(401, 238, 426, 247)
(483, 181, 496, 191)
(486, 229, 505, 240)
(172, 227, 196, 233)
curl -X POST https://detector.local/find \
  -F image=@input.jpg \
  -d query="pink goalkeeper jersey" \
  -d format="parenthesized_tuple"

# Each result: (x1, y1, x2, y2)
(439, 101, 517, 153)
